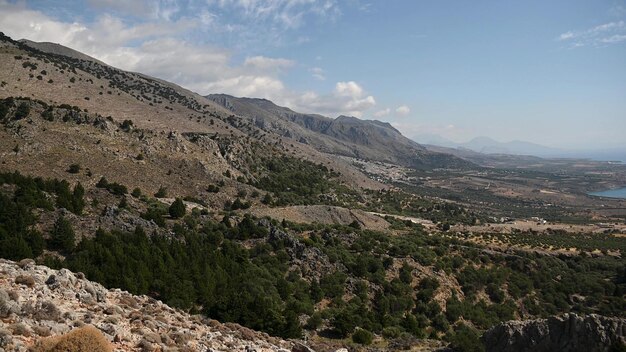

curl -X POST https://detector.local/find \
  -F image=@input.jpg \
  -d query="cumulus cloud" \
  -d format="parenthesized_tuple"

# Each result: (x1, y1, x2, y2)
(374, 108, 390, 117)
(284, 81, 376, 117)
(557, 20, 626, 47)
(395, 105, 410, 116)
(0, 0, 376, 118)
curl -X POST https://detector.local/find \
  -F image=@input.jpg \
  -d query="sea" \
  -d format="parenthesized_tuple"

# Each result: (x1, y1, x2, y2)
(588, 187, 626, 199)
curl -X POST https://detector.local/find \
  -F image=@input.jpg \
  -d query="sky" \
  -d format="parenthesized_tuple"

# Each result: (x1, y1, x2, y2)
(0, 0, 625, 149)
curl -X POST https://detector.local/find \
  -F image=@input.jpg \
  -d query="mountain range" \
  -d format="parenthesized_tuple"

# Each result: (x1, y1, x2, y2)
(413, 134, 563, 158)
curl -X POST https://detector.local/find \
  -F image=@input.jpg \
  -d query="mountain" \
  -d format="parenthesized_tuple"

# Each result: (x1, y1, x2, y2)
(207, 94, 472, 169)
(413, 134, 563, 158)
(1, 33, 625, 352)
(461, 137, 562, 157)
(18, 39, 107, 66)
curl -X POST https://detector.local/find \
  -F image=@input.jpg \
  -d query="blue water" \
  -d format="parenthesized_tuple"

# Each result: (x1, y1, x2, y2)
(589, 187, 626, 199)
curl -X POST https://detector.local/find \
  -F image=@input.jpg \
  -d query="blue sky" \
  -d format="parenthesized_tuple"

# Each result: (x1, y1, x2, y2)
(1, 0, 625, 149)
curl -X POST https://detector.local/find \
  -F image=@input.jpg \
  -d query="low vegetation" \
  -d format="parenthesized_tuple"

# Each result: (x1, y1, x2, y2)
(1, 171, 624, 349)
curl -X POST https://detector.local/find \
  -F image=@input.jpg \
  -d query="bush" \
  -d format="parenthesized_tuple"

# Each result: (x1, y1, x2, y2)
(154, 186, 167, 198)
(67, 164, 81, 174)
(131, 188, 142, 198)
(30, 325, 112, 352)
(445, 324, 484, 352)
(169, 198, 186, 219)
(206, 184, 220, 193)
(95, 177, 127, 195)
(15, 103, 30, 119)
(352, 328, 373, 345)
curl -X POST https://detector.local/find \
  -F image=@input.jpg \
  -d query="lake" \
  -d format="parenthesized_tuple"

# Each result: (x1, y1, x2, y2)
(589, 187, 626, 199)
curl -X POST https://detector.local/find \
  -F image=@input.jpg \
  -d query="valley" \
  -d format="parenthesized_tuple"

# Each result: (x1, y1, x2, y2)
(0, 32, 624, 352)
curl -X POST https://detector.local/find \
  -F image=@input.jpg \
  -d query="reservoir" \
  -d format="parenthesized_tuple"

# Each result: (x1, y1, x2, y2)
(589, 187, 626, 199)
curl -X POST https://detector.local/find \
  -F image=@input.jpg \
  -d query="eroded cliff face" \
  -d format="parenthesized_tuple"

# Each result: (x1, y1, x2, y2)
(482, 313, 626, 352)
(0, 259, 293, 352)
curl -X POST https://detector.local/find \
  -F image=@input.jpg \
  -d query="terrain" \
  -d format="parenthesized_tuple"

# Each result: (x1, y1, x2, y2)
(0, 32, 624, 352)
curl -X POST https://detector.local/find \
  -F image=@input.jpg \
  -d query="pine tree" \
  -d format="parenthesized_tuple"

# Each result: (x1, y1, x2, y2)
(169, 198, 186, 219)
(72, 183, 85, 214)
(50, 216, 75, 253)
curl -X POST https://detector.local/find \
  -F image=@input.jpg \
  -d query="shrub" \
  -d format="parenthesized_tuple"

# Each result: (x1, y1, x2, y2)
(15, 274, 36, 287)
(30, 325, 112, 352)
(67, 164, 81, 174)
(352, 328, 373, 345)
(169, 198, 186, 219)
(131, 188, 142, 198)
(154, 186, 167, 198)
(15, 103, 30, 119)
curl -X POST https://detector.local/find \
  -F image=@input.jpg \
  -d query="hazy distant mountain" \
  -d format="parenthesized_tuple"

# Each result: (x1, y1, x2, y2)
(413, 134, 563, 158)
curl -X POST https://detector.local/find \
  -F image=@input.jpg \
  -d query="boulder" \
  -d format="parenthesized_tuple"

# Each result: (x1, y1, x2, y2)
(482, 313, 626, 352)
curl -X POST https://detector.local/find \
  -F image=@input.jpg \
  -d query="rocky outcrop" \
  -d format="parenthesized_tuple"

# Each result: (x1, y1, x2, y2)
(482, 313, 626, 352)
(0, 258, 296, 351)
(262, 219, 345, 281)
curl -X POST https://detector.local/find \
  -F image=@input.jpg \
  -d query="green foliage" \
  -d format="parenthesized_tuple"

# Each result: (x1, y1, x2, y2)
(61, 221, 304, 338)
(131, 188, 142, 198)
(96, 177, 128, 195)
(15, 102, 30, 119)
(50, 216, 75, 253)
(169, 198, 186, 219)
(253, 156, 341, 206)
(224, 198, 250, 211)
(445, 324, 484, 352)
(154, 186, 167, 198)
(352, 328, 373, 345)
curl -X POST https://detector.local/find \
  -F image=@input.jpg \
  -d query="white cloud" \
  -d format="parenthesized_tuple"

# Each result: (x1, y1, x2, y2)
(558, 31, 574, 41)
(310, 67, 325, 80)
(374, 108, 390, 117)
(244, 56, 294, 70)
(0, 0, 376, 118)
(601, 34, 626, 43)
(395, 105, 410, 116)
(557, 20, 626, 47)
(335, 81, 364, 98)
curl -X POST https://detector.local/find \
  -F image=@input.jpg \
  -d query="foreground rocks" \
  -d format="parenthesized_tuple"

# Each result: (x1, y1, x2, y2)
(482, 313, 626, 352)
(0, 259, 294, 351)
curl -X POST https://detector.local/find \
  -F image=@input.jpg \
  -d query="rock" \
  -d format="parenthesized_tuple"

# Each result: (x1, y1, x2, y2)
(0, 289, 20, 318)
(0, 259, 295, 351)
(292, 342, 315, 352)
(482, 313, 626, 352)
(17, 259, 35, 269)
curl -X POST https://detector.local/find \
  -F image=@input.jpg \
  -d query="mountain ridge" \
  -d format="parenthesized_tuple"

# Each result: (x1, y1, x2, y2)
(207, 94, 472, 169)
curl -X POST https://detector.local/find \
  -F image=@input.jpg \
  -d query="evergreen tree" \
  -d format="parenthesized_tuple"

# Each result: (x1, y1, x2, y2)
(72, 183, 85, 214)
(50, 216, 75, 253)
(169, 198, 186, 219)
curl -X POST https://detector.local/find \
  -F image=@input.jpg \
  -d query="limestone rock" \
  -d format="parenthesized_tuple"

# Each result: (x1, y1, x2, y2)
(482, 313, 626, 352)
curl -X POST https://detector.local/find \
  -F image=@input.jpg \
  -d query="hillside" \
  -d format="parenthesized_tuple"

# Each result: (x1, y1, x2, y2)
(0, 32, 625, 352)
(0, 258, 293, 351)
(207, 94, 471, 169)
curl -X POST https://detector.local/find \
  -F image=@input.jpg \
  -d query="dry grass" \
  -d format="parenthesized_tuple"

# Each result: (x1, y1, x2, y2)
(30, 325, 112, 352)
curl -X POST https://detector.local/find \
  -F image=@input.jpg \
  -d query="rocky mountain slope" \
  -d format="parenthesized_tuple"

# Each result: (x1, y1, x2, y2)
(205, 94, 471, 170)
(0, 258, 295, 352)
(0, 33, 384, 196)
(482, 313, 626, 352)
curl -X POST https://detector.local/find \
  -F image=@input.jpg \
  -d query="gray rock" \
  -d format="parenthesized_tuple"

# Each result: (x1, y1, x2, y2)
(482, 313, 626, 352)
(0, 289, 20, 318)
